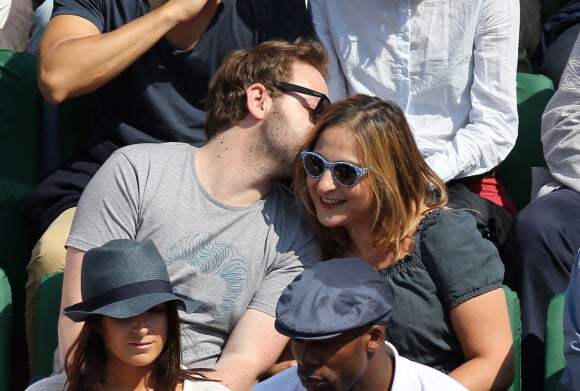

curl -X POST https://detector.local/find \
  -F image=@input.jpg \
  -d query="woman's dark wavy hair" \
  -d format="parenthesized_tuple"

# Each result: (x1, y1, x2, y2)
(294, 94, 447, 259)
(64, 301, 216, 390)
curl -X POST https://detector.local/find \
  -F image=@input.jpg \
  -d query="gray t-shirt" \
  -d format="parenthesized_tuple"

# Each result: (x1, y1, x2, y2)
(66, 142, 321, 366)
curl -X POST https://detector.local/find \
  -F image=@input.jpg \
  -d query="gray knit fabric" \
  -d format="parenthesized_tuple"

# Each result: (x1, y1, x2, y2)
(534, 33, 580, 198)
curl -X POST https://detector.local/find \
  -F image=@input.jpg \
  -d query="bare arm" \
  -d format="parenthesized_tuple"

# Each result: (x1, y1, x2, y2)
(57, 247, 85, 367)
(449, 287, 515, 391)
(210, 309, 290, 391)
(38, 0, 214, 103)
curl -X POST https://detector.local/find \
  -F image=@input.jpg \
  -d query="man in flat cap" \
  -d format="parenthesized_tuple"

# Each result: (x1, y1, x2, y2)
(252, 257, 467, 391)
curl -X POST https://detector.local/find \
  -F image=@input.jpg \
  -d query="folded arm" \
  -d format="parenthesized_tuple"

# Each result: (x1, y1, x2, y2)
(38, 0, 213, 103)
(211, 308, 290, 391)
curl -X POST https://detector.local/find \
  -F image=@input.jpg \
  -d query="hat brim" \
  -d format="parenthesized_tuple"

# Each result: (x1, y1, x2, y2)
(64, 292, 202, 322)
(275, 319, 345, 341)
(275, 311, 391, 341)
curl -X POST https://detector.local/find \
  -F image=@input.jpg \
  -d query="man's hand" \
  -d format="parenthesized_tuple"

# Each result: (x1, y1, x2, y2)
(161, 0, 220, 24)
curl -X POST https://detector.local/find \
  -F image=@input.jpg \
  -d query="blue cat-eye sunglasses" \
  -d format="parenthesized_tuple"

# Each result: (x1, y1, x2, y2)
(301, 151, 369, 187)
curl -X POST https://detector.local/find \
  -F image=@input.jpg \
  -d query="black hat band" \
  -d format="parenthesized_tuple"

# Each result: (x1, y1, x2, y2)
(72, 279, 173, 313)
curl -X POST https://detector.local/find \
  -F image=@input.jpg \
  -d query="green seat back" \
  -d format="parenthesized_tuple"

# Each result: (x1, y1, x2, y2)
(0, 49, 40, 281)
(0, 50, 40, 185)
(498, 73, 555, 211)
(544, 293, 566, 391)
(504, 285, 522, 391)
(0, 268, 12, 391)
(0, 49, 91, 387)
(34, 271, 64, 379)
(0, 49, 42, 388)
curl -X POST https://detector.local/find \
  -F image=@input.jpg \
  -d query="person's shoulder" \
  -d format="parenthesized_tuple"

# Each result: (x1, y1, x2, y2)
(387, 342, 467, 391)
(417, 208, 459, 231)
(116, 142, 195, 159)
(24, 373, 67, 391)
(394, 358, 468, 391)
(419, 207, 501, 264)
(251, 366, 303, 391)
(104, 143, 195, 174)
(271, 181, 295, 199)
(234, 0, 315, 40)
(183, 379, 231, 391)
(267, 183, 308, 222)
(416, 208, 504, 309)
(241, 0, 307, 13)
(419, 208, 479, 234)
(430, 207, 473, 221)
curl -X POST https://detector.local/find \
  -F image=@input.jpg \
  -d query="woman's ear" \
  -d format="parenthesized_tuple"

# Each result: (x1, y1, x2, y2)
(245, 82, 269, 120)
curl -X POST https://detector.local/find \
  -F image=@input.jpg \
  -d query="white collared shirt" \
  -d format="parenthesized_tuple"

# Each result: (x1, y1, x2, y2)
(251, 341, 468, 391)
(310, 0, 519, 181)
(0, 0, 11, 28)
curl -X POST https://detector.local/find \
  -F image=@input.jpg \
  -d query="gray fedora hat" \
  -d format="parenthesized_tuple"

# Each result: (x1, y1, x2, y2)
(275, 257, 394, 340)
(64, 239, 201, 322)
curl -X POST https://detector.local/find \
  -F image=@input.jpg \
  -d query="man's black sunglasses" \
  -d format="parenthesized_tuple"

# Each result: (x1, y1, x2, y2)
(272, 81, 331, 121)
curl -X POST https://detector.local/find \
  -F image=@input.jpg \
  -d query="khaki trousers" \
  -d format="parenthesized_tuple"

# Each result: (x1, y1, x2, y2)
(25, 207, 75, 373)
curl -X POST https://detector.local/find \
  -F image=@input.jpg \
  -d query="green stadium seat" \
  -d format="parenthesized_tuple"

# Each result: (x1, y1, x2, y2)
(544, 293, 566, 391)
(505, 285, 522, 391)
(498, 73, 555, 211)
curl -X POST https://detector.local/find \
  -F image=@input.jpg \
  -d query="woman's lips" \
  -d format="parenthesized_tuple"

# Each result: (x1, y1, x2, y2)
(129, 341, 154, 350)
(319, 196, 344, 209)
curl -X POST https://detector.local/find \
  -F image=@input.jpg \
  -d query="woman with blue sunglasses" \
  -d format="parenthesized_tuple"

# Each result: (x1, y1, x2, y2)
(293, 94, 514, 391)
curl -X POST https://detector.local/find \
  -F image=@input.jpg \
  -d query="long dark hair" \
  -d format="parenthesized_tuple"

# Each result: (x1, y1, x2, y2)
(64, 301, 216, 390)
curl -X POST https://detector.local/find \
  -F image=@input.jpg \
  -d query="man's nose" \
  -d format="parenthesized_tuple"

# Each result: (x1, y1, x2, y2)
(293, 341, 320, 366)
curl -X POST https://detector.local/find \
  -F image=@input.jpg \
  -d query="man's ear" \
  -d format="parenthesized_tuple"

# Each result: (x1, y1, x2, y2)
(245, 83, 269, 120)
(366, 325, 385, 353)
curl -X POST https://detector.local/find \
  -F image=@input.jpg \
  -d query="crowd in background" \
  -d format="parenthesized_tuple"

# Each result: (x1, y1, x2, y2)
(1, 1, 580, 390)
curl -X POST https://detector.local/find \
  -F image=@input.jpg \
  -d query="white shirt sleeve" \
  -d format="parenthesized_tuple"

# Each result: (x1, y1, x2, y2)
(0, 0, 11, 28)
(310, 0, 348, 101)
(425, 0, 519, 181)
(184, 379, 232, 391)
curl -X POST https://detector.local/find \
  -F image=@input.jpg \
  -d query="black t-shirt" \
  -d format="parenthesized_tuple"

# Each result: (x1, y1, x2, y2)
(24, 0, 316, 240)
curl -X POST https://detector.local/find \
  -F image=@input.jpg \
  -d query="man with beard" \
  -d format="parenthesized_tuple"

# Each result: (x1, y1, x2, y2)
(252, 258, 467, 391)
(58, 38, 329, 391)
(24, 0, 317, 373)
